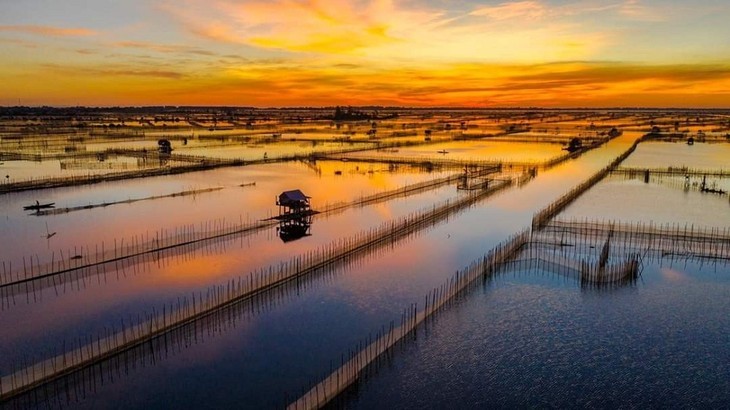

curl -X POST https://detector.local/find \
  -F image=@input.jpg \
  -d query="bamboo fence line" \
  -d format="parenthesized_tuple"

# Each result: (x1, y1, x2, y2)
(500, 252, 639, 286)
(531, 137, 643, 230)
(540, 137, 612, 170)
(609, 170, 729, 195)
(288, 221, 649, 409)
(288, 230, 531, 410)
(3, 240, 397, 409)
(580, 256, 640, 284)
(311, 153, 511, 169)
(535, 219, 730, 260)
(0, 138, 454, 194)
(612, 166, 730, 178)
(0, 161, 243, 194)
(318, 165, 501, 213)
(0, 231, 238, 308)
(0, 178, 511, 401)
(0, 168, 503, 289)
(511, 238, 641, 284)
(34, 187, 225, 216)
(0, 144, 366, 194)
(312, 134, 611, 173)
(0, 217, 278, 289)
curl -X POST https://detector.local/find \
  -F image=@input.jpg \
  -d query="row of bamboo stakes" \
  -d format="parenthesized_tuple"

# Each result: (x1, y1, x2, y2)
(504, 243, 641, 285)
(538, 219, 730, 261)
(0, 228, 239, 309)
(0, 134, 630, 404)
(613, 166, 730, 178)
(9, 214, 726, 408)
(5, 133, 721, 405)
(289, 223, 660, 409)
(0, 133, 499, 193)
(0, 141, 386, 193)
(314, 134, 613, 174)
(287, 230, 531, 410)
(0, 172, 506, 304)
(287, 135, 728, 409)
(0, 167, 503, 289)
(611, 171, 730, 196)
(531, 136, 644, 230)
(0, 176, 512, 402)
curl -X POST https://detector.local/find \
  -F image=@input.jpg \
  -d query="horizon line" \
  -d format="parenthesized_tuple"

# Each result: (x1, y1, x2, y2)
(3, 105, 730, 111)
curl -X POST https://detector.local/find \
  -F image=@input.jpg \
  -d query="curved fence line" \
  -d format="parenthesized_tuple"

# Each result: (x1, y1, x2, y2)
(288, 230, 531, 410)
(1, 166, 502, 289)
(531, 137, 643, 230)
(0, 177, 513, 401)
(536, 219, 730, 260)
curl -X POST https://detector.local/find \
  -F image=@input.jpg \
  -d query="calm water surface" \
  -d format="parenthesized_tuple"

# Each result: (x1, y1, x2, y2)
(9, 133, 717, 408)
(346, 257, 730, 409)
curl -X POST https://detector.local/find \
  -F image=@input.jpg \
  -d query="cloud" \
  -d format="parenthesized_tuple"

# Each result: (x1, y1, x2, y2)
(0, 25, 97, 37)
(167, 0, 443, 54)
(40, 63, 186, 79)
(154, 60, 730, 107)
(470, 1, 547, 21)
(163, 0, 613, 63)
(5, 57, 730, 106)
(0, 38, 38, 48)
(112, 41, 217, 56)
(618, 0, 664, 21)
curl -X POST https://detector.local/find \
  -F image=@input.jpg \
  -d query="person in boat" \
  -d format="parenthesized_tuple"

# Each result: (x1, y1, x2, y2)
(36, 200, 39, 207)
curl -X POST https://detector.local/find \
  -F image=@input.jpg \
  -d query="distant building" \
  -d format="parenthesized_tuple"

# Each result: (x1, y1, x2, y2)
(158, 139, 172, 154)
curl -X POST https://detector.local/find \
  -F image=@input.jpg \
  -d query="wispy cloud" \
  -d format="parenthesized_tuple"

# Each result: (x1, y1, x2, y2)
(113, 41, 217, 56)
(617, 0, 664, 21)
(0, 25, 97, 37)
(470, 1, 546, 21)
(167, 0, 442, 54)
(41, 63, 186, 79)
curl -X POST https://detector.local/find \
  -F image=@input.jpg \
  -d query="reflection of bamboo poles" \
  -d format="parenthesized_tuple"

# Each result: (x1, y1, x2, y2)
(610, 171, 730, 195)
(612, 167, 730, 178)
(313, 135, 610, 173)
(318, 165, 500, 213)
(0, 217, 278, 289)
(289, 230, 530, 410)
(0, 178, 513, 402)
(0, 140, 453, 194)
(536, 219, 730, 261)
(0, 232, 235, 307)
(0, 170, 500, 289)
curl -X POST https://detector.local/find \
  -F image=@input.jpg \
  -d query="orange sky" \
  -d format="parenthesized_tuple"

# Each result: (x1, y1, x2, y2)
(1, 0, 730, 107)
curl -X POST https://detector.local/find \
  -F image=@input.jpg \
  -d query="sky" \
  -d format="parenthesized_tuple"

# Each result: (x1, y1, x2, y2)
(1, 0, 729, 107)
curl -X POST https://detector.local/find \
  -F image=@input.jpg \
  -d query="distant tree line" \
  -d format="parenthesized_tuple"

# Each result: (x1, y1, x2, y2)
(332, 106, 399, 121)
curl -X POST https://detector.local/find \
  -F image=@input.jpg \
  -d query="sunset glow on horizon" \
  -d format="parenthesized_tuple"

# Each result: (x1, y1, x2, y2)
(2, 0, 730, 107)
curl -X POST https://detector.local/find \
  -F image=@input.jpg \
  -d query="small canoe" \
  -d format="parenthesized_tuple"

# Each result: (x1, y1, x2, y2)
(437, 150, 449, 154)
(23, 202, 55, 210)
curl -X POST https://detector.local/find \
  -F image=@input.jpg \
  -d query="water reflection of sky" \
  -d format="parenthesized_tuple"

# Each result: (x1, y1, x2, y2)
(4, 131, 729, 408)
(0, 161, 454, 267)
(623, 141, 730, 170)
(347, 258, 730, 409)
(560, 176, 730, 228)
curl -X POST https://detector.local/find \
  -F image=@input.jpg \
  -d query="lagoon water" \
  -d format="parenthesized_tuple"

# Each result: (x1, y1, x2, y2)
(346, 258, 730, 409)
(2, 111, 730, 408)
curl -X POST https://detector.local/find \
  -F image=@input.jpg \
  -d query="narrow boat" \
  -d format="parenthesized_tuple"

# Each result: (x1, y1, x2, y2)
(437, 150, 449, 154)
(23, 202, 55, 210)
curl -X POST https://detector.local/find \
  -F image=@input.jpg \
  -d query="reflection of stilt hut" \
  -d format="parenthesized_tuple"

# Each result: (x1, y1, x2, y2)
(276, 189, 313, 242)
(276, 189, 311, 216)
(277, 215, 313, 242)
